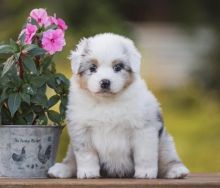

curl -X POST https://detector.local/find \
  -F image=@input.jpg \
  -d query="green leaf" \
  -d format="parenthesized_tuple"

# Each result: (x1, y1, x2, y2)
(59, 102, 66, 117)
(8, 93, 21, 117)
(2, 105, 12, 124)
(0, 44, 15, 54)
(9, 39, 19, 52)
(22, 84, 36, 95)
(30, 17, 40, 28)
(14, 116, 26, 125)
(19, 92, 30, 104)
(0, 88, 8, 104)
(14, 52, 20, 61)
(22, 55, 37, 74)
(59, 96, 68, 119)
(37, 83, 47, 95)
(33, 105, 44, 114)
(54, 86, 63, 94)
(22, 44, 39, 53)
(1, 55, 16, 77)
(31, 76, 47, 87)
(47, 75, 56, 89)
(20, 102, 32, 116)
(47, 95, 60, 108)
(47, 110, 61, 124)
(61, 97, 68, 107)
(42, 56, 53, 70)
(24, 112, 34, 125)
(28, 47, 46, 56)
(31, 93, 48, 107)
(36, 113, 48, 125)
(18, 32, 25, 44)
(56, 73, 69, 85)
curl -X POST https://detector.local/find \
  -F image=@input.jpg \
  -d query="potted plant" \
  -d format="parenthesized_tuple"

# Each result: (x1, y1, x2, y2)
(0, 8, 69, 178)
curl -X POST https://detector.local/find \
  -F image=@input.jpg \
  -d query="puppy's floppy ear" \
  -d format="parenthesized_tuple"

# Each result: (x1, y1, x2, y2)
(69, 51, 81, 74)
(68, 38, 89, 74)
(123, 38, 141, 73)
(129, 45, 141, 73)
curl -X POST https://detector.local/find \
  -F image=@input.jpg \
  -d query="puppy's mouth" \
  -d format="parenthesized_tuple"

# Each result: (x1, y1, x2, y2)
(95, 89, 116, 96)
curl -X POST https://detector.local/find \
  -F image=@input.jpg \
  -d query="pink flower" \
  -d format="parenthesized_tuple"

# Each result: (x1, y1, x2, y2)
(42, 29, 66, 55)
(24, 24, 37, 44)
(44, 16, 68, 31)
(57, 18, 68, 30)
(44, 16, 58, 27)
(30, 8, 48, 26)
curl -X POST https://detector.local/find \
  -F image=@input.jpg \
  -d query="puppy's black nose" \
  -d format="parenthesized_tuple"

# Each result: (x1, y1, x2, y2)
(100, 79, 111, 89)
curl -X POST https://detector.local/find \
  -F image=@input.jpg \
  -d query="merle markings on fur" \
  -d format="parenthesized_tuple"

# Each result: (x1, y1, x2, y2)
(157, 110, 164, 137)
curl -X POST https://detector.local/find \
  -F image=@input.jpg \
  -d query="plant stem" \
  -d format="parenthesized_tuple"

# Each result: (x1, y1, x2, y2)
(17, 56, 24, 79)
(36, 56, 40, 67)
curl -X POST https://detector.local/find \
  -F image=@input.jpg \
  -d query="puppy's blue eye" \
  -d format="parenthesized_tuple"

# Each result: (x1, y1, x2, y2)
(89, 64, 97, 73)
(113, 63, 124, 72)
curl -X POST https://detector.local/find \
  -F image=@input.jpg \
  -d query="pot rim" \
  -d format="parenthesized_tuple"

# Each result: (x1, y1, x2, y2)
(0, 125, 64, 129)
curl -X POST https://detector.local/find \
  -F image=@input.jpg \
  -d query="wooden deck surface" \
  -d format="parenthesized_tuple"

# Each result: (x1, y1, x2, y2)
(0, 173, 220, 188)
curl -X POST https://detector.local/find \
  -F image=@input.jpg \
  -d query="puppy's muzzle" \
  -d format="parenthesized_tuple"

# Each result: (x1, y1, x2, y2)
(100, 79, 111, 90)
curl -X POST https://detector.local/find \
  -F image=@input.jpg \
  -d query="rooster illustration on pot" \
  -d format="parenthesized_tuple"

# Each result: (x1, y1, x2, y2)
(38, 144, 52, 164)
(12, 147, 26, 163)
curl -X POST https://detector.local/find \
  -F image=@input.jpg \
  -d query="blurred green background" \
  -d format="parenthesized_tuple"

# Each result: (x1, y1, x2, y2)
(0, 0, 220, 172)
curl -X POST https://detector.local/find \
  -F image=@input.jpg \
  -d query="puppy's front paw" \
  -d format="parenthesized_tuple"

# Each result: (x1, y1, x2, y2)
(77, 168, 100, 179)
(134, 168, 158, 179)
(48, 163, 74, 178)
(164, 163, 189, 179)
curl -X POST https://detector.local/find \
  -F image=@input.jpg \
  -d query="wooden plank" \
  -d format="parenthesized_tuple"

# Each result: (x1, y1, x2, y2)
(0, 173, 219, 188)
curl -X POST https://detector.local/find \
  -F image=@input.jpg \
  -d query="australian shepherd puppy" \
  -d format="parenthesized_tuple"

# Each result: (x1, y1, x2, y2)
(48, 33, 189, 179)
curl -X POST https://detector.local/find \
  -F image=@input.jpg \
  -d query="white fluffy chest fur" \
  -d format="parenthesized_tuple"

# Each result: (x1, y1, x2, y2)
(66, 76, 161, 177)
(91, 125, 133, 176)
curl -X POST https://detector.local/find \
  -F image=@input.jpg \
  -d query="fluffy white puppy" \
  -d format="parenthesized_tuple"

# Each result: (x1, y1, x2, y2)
(48, 33, 189, 179)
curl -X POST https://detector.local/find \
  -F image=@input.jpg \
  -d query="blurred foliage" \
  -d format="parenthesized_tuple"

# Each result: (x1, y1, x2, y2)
(0, 0, 220, 172)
